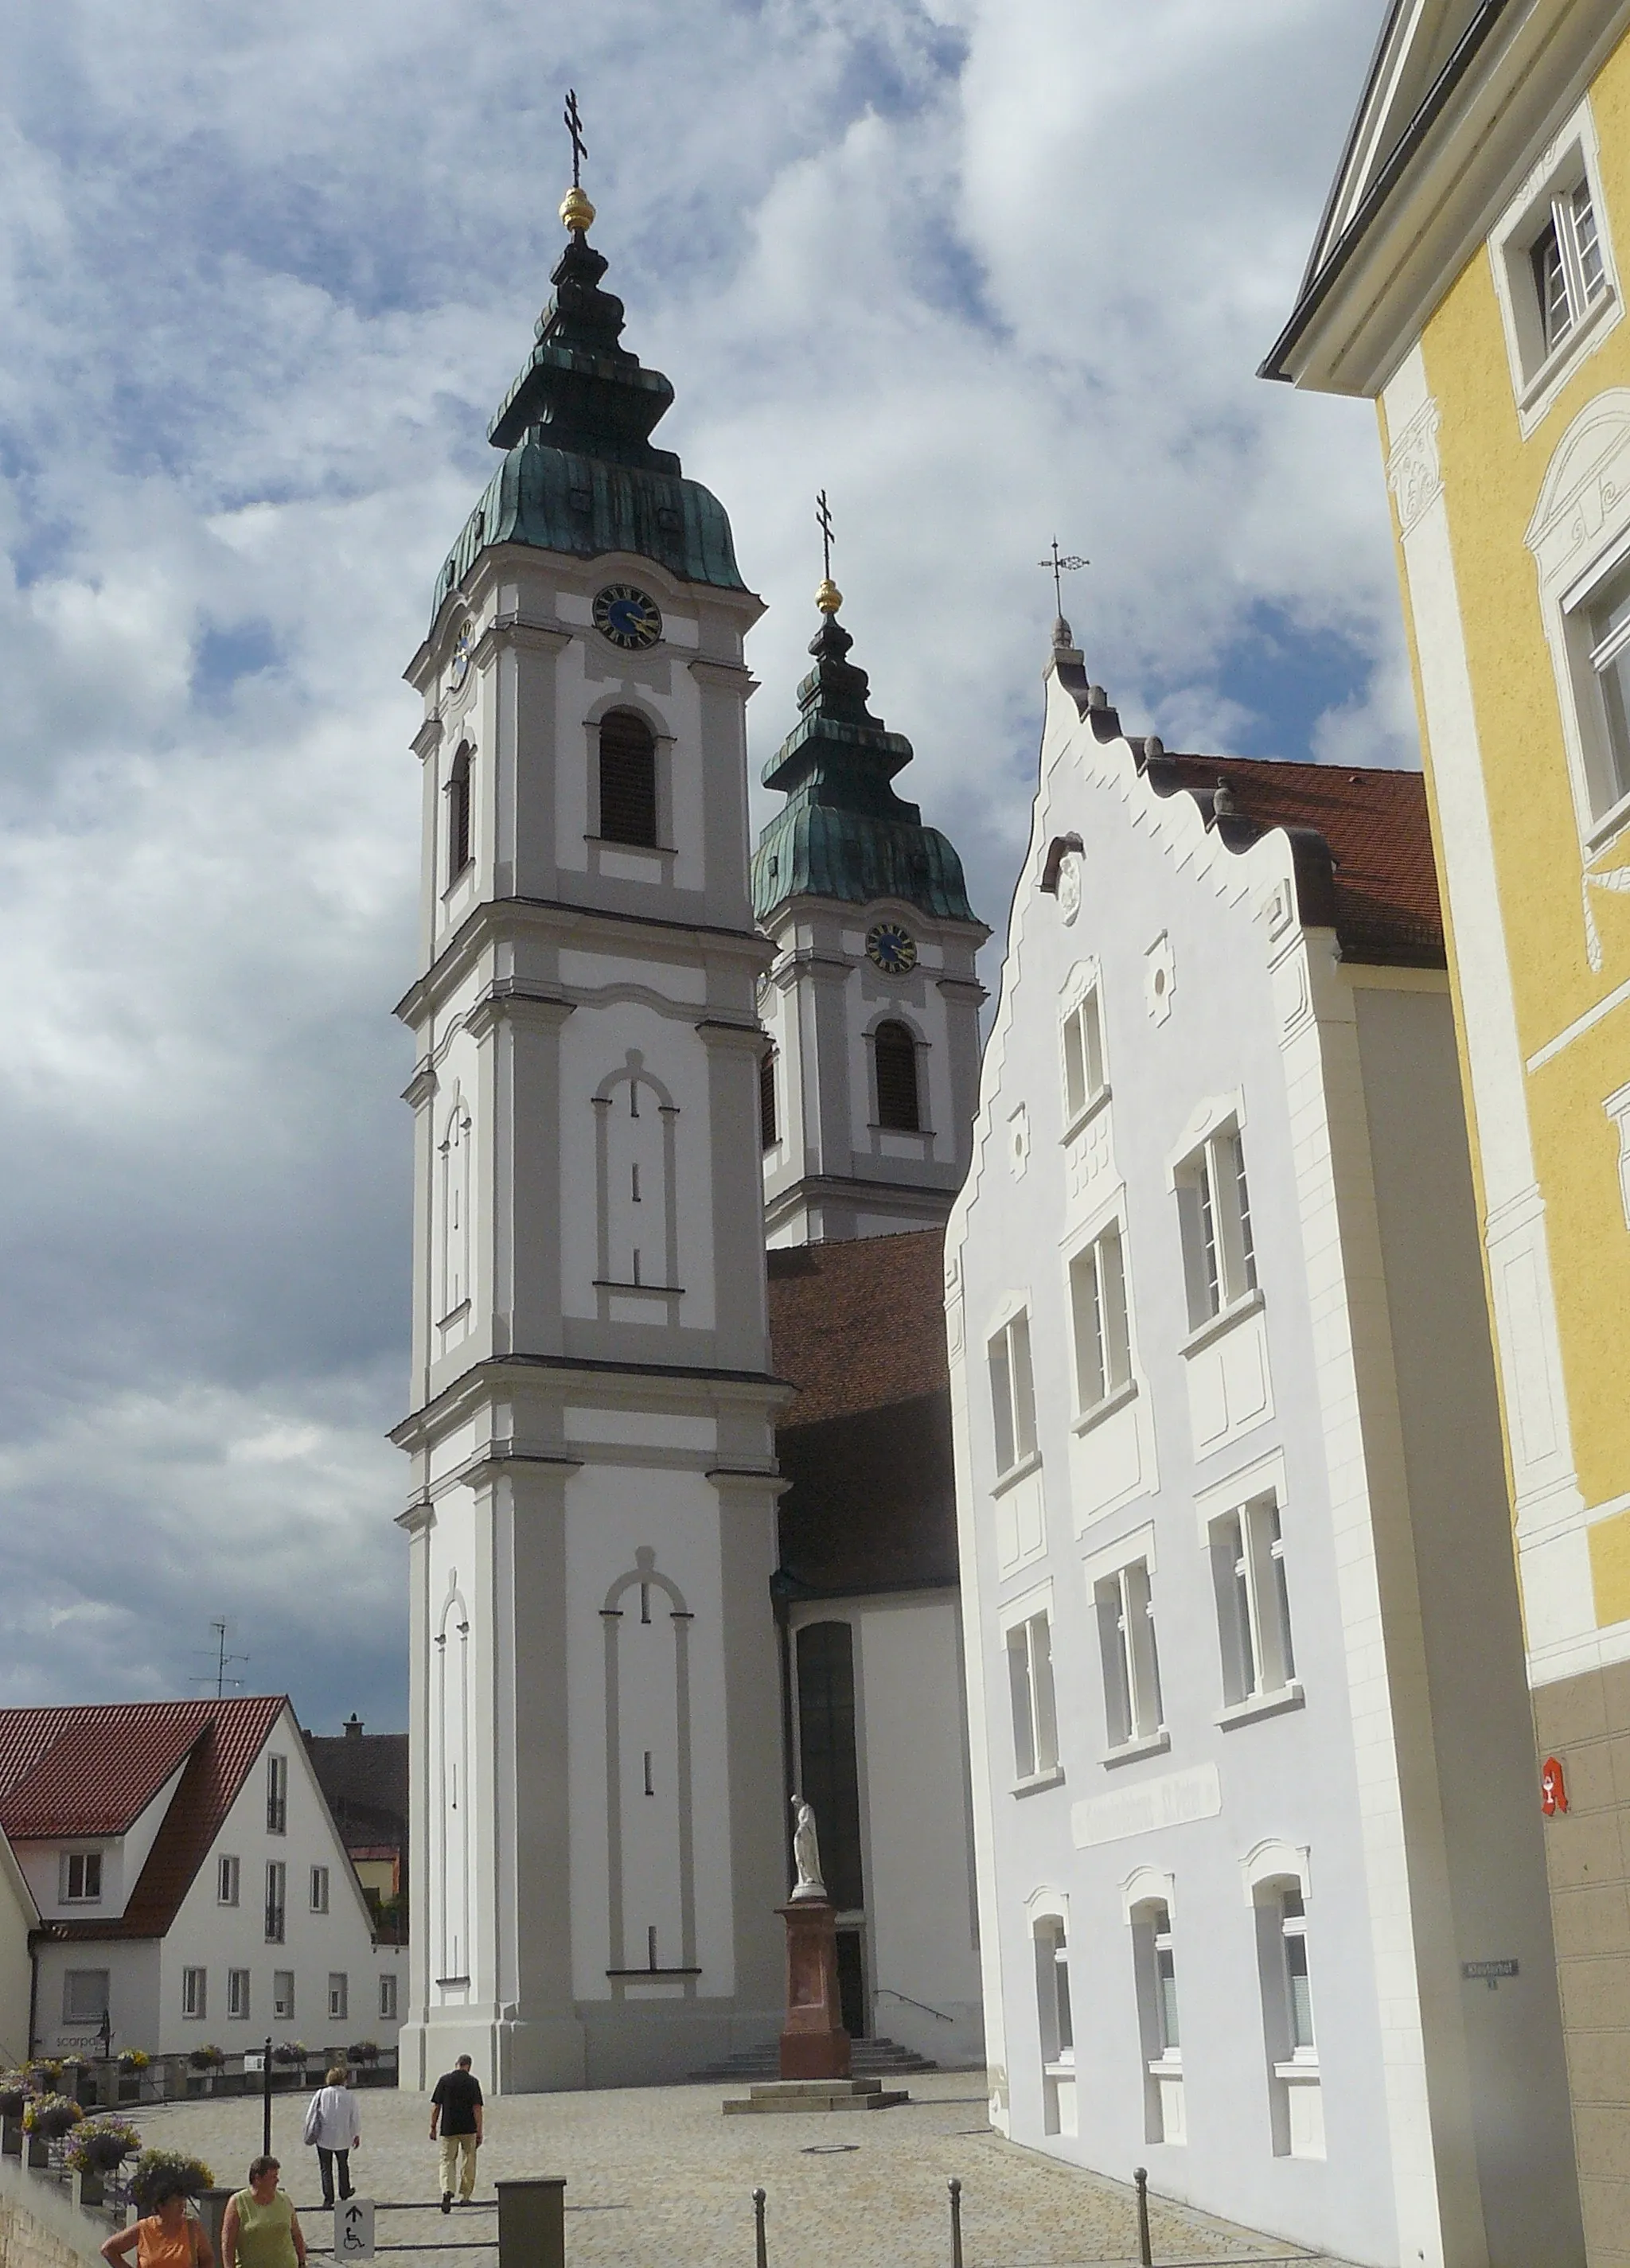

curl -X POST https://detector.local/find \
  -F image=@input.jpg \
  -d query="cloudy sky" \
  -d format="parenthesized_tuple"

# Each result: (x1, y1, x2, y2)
(0, 0, 1407, 1734)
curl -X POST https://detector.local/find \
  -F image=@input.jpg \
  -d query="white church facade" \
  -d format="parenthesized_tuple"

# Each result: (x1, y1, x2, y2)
(946, 624, 1584, 2266)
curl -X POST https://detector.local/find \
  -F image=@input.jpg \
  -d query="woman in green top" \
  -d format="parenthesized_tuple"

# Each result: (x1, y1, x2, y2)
(221, 2158, 306, 2268)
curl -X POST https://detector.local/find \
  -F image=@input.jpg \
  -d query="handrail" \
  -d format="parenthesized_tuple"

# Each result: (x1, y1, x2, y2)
(874, 1986, 956, 2024)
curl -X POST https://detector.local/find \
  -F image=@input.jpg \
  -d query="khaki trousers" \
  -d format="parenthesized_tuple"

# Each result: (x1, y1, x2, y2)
(438, 2133, 478, 2200)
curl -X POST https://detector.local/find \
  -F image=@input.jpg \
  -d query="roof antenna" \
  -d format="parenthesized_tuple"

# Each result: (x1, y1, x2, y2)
(190, 1619, 250, 1701)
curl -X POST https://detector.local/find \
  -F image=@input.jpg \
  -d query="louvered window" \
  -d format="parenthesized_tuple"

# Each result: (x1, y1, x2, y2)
(598, 711, 658, 847)
(447, 745, 473, 883)
(759, 1048, 778, 1149)
(873, 1020, 920, 1131)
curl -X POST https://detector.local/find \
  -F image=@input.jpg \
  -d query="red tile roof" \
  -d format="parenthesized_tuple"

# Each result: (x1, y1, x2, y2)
(769, 1229, 958, 1596)
(1153, 754, 1444, 968)
(0, 1697, 288, 1940)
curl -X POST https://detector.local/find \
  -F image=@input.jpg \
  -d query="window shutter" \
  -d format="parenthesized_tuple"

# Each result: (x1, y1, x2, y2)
(873, 1021, 920, 1131)
(758, 1049, 778, 1149)
(598, 711, 658, 846)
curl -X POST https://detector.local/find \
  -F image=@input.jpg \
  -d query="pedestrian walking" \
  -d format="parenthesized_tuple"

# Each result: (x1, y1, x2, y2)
(428, 2055, 484, 2212)
(220, 2158, 306, 2268)
(302, 2066, 361, 2208)
(100, 2167, 216, 2268)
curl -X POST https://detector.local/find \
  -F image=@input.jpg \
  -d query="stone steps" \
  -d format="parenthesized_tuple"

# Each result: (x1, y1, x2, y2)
(690, 2036, 938, 2083)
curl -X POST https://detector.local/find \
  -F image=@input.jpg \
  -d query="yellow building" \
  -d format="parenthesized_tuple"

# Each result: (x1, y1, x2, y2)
(1265, 4, 1630, 2257)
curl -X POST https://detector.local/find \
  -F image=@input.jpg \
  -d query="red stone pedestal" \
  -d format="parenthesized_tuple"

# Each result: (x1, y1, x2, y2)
(778, 1899, 851, 2080)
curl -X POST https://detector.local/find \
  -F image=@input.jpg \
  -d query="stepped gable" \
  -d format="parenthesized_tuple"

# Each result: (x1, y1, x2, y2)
(768, 1229, 957, 1599)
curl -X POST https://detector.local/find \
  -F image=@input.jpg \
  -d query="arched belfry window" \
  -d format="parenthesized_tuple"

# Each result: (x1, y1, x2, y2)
(759, 1047, 778, 1150)
(598, 710, 658, 848)
(447, 745, 474, 886)
(873, 1020, 922, 1132)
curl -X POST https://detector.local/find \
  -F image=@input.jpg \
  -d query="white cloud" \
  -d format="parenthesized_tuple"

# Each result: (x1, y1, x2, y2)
(0, 0, 1406, 1728)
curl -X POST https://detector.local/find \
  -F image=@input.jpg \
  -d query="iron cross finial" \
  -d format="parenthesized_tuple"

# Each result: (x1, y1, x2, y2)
(816, 489, 835, 583)
(1039, 537, 1089, 615)
(564, 89, 588, 189)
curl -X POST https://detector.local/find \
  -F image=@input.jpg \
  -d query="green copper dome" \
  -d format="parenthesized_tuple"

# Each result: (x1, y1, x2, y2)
(752, 613, 977, 926)
(431, 228, 745, 624)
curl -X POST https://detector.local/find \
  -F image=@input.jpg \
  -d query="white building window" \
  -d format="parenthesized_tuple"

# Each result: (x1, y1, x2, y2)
(1095, 1560, 1164, 1750)
(63, 1851, 102, 1903)
(1061, 986, 1106, 1127)
(379, 1974, 398, 2021)
(217, 1855, 240, 1907)
(62, 1970, 109, 2026)
(1249, 1865, 1324, 2161)
(265, 1860, 287, 1945)
(988, 1311, 1038, 1476)
(227, 1969, 251, 2021)
(1176, 1123, 1256, 1330)
(328, 1974, 349, 2021)
(1006, 1611, 1059, 1783)
(1033, 1915, 1076, 2137)
(1573, 554, 1630, 826)
(181, 1967, 207, 2021)
(1210, 1494, 1297, 1709)
(267, 1754, 288, 1835)
(310, 1865, 330, 1915)
(1491, 107, 1620, 434)
(1070, 1226, 1132, 1413)
(1533, 182, 1608, 355)
(1129, 1895, 1185, 2145)
(273, 1971, 294, 2021)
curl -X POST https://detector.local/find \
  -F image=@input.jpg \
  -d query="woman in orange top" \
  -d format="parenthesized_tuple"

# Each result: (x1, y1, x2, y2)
(101, 2169, 215, 2268)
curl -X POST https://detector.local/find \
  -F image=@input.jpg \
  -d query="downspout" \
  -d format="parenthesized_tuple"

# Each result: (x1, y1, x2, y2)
(770, 1569, 797, 1896)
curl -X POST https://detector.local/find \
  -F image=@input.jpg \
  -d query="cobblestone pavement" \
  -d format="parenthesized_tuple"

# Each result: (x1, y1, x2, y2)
(127, 2074, 1361, 2268)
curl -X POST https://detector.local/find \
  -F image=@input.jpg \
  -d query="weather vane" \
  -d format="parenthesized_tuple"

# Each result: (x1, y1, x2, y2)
(564, 89, 588, 189)
(1039, 536, 1089, 615)
(815, 490, 842, 615)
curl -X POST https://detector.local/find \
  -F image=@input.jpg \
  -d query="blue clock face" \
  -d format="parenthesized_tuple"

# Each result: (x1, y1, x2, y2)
(593, 583, 663, 652)
(866, 922, 918, 974)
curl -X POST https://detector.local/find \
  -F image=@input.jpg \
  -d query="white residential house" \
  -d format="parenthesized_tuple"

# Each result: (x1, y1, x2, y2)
(0, 1824, 38, 2067)
(0, 1697, 404, 2060)
(945, 622, 1584, 2268)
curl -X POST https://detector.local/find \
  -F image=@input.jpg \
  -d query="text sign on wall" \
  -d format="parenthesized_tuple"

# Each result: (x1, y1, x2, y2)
(338, 2201, 375, 2260)
(1461, 1959, 1519, 1990)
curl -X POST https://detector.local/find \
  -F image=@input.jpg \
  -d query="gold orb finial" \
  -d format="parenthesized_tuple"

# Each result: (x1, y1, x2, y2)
(815, 578, 843, 615)
(560, 185, 595, 234)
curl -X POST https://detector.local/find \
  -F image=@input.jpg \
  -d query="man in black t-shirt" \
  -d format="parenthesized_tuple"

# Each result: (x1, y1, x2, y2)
(429, 2056, 485, 2211)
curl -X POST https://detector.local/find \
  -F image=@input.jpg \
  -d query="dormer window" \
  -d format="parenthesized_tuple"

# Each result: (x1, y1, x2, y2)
(447, 744, 474, 885)
(63, 1851, 102, 1903)
(597, 710, 658, 848)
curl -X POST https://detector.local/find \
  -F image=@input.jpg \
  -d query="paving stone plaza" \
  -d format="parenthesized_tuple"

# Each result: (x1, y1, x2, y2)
(127, 2075, 1359, 2268)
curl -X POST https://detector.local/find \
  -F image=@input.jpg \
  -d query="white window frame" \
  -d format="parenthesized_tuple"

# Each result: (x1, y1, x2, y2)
(327, 1973, 349, 2022)
(62, 1969, 109, 2026)
(1490, 102, 1620, 438)
(217, 1854, 240, 1907)
(310, 1864, 330, 1915)
(267, 1753, 288, 1836)
(1069, 1218, 1133, 1418)
(1208, 1490, 1299, 1716)
(272, 1970, 294, 2021)
(181, 1967, 207, 2021)
(987, 1307, 1039, 1479)
(1124, 1873, 1184, 2147)
(1094, 1556, 1164, 1756)
(227, 1968, 251, 2021)
(265, 1859, 287, 1945)
(1059, 972, 1109, 1133)
(379, 1973, 398, 2021)
(1242, 1845, 1322, 2159)
(1174, 1118, 1258, 1333)
(1001, 1586, 1060, 1788)
(62, 1851, 103, 1904)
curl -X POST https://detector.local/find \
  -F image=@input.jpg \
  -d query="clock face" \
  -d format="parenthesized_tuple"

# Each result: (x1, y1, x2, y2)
(449, 622, 474, 692)
(593, 583, 663, 652)
(866, 922, 918, 975)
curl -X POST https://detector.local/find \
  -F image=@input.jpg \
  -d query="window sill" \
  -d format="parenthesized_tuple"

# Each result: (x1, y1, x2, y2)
(1147, 2056, 1183, 2079)
(1061, 1085, 1111, 1145)
(1518, 285, 1617, 423)
(1273, 2059, 1320, 2083)
(990, 1450, 1043, 1499)
(1586, 783, 1630, 858)
(1043, 2058, 1076, 2078)
(1179, 1287, 1264, 1361)
(440, 862, 475, 903)
(1216, 1682, 1304, 1731)
(1101, 1729, 1170, 1771)
(437, 1300, 471, 1329)
(594, 1277, 684, 1298)
(585, 834, 677, 855)
(868, 1122, 934, 1138)
(1011, 1764, 1067, 1798)
(1072, 1380, 1137, 1438)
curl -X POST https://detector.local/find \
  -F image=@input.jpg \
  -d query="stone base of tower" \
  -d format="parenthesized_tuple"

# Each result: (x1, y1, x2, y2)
(396, 2003, 783, 2095)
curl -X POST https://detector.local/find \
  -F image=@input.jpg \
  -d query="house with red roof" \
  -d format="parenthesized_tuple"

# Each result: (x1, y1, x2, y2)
(0, 1697, 404, 2060)
(944, 618, 1574, 2262)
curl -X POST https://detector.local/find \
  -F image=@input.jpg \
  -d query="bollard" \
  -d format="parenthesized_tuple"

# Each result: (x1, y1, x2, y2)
(262, 2036, 274, 2160)
(752, 2185, 767, 2268)
(1133, 2165, 1152, 2268)
(947, 2177, 963, 2268)
(201, 2188, 234, 2267)
(497, 2176, 566, 2268)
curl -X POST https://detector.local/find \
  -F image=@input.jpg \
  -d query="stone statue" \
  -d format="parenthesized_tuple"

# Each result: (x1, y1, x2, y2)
(790, 1794, 827, 1902)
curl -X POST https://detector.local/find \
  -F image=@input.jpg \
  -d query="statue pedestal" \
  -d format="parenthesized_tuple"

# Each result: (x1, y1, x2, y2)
(777, 1898, 852, 2080)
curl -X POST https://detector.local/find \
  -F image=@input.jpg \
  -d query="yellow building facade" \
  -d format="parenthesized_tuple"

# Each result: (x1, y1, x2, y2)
(1266, 4, 1630, 2258)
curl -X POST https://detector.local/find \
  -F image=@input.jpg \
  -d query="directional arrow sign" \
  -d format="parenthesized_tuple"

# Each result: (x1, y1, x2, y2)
(337, 2200, 374, 2260)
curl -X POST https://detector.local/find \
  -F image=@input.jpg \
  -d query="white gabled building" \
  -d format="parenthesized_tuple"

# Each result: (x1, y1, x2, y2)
(0, 1697, 404, 2060)
(946, 622, 1584, 2268)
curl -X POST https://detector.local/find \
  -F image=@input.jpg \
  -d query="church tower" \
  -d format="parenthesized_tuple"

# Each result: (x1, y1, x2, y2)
(754, 579, 989, 1246)
(392, 157, 785, 2091)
